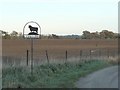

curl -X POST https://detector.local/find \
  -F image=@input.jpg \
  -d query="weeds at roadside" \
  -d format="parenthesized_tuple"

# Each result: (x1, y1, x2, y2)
(2, 59, 116, 88)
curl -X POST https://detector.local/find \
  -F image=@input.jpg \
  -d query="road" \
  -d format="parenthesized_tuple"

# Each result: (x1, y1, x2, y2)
(75, 66, 118, 88)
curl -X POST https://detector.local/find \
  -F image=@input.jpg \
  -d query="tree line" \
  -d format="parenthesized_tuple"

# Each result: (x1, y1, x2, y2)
(0, 30, 119, 39)
(0, 30, 23, 39)
(81, 30, 119, 39)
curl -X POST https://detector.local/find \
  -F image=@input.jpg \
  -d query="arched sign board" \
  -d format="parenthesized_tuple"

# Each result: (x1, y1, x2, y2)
(23, 21, 41, 75)
(23, 21, 41, 39)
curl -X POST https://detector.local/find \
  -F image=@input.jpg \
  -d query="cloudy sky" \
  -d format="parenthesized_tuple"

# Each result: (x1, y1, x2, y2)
(0, 0, 119, 35)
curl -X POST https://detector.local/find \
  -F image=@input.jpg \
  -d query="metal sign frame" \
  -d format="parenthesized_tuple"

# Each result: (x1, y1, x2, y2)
(23, 21, 41, 75)
(23, 21, 41, 39)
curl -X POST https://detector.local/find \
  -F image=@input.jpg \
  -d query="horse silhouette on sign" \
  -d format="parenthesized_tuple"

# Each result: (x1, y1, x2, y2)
(28, 25, 38, 35)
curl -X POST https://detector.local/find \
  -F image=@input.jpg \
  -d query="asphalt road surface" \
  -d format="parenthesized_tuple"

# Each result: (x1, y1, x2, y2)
(75, 66, 118, 88)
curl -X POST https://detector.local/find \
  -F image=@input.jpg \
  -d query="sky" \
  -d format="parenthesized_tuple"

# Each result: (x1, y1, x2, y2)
(0, 0, 119, 35)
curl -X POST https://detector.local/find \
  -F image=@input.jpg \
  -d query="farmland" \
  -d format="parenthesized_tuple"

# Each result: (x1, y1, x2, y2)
(2, 39, 118, 88)
(2, 39, 118, 56)
(2, 39, 118, 65)
(2, 39, 118, 66)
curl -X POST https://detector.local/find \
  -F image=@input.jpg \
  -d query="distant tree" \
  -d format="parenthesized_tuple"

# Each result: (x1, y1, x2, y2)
(100, 30, 115, 39)
(52, 34, 59, 39)
(10, 31, 18, 37)
(100, 30, 107, 39)
(91, 32, 100, 39)
(81, 30, 117, 39)
(82, 31, 91, 39)
(10, 31, 18, 39)
(4, 34, 11, 39)
(0, 30, 11, 39)
(0, 30, 7, 36)
(108, 31, 115, 39)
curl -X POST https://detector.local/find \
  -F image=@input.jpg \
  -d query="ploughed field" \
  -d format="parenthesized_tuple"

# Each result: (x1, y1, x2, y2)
(2, 39, 118, 64)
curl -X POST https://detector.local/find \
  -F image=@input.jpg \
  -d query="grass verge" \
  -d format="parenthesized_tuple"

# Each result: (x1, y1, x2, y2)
(2, 59, 115, 88)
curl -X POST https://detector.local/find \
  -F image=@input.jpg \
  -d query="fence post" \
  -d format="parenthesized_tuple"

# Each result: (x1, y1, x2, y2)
(65, 50, 67, 63)
(27, 50, 29, 66)
(80, 50, 82, 61)
(107, 49, 109, 59)
(46, 50, 49, 64)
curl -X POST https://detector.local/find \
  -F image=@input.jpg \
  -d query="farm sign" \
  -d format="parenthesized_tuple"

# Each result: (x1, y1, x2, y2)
(23, 21, 41, 39)
(23, 21, 41, 75)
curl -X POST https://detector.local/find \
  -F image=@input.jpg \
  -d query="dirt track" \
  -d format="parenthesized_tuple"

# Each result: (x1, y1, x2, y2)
(75, 66, 118, 88)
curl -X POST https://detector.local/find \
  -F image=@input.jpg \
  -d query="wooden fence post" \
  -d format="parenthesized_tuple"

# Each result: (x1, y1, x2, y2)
(26, 50, 29, 66)
(46, 50, 49, 64)
(65, 50, 67, 63)
(107, 49, 109, 59)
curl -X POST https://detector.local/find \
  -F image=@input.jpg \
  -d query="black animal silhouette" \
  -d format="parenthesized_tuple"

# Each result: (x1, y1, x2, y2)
(28, 25, 38, 33)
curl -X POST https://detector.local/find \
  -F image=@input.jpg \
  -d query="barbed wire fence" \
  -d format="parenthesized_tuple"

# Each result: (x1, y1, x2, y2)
(2, 48, 118, 67)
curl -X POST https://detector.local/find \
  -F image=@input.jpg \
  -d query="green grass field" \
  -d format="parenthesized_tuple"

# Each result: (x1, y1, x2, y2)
(2, 59, 116, 88)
